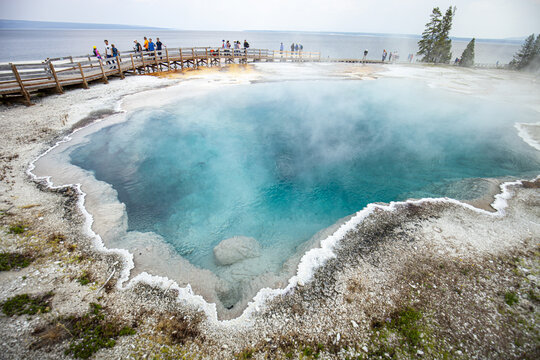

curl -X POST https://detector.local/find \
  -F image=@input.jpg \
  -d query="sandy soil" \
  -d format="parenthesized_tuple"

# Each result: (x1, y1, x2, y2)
(0, 63, 539, 359)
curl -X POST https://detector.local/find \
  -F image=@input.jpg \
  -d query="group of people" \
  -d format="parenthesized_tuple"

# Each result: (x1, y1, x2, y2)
(92, 40, 120, 68)
(221, 39, 250, 50)
(133, 37, 165, 53)
(280, 42, 303, 53)
(92, 37, 166, 64)
(380, 49, 403, 63)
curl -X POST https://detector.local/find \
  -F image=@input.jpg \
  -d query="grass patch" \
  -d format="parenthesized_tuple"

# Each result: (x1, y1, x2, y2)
(2, 292, 53, 316)
(0, 252, 33, 271)
(300, 343, 324, 358)
(236, 348, 254, 359)
(155, 312, 203, 345)
(77, 271, 92, 286)
(389, 306, 423, 348)
(504, 291, 519, 306)
(62, 303, 136, 359)
(8, 223, 27, 234)
(48, 233, 66, 244)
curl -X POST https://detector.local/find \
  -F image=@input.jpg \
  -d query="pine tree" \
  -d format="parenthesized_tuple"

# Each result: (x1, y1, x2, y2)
(511, 34, 535, 70)
(417, 6, 455, 63)
(417, 7, 442, 63)
(529, 34, 540, 72)
(459, 38, 475, 67)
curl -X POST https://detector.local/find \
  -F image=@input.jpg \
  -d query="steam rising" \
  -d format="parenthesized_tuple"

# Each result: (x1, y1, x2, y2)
(33, 68, 540, 318)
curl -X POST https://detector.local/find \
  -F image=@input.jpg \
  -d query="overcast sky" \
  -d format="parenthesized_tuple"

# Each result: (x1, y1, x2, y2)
(1, 0, 539, 39)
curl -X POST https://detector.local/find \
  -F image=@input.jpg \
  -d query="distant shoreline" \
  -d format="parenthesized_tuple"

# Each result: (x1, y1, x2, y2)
(0, 19, 525, 43)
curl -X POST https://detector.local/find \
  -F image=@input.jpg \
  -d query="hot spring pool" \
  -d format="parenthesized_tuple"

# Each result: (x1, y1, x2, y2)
(43, 78, 540, 313)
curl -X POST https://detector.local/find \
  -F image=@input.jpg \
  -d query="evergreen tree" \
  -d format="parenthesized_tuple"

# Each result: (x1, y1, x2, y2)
(417, 6, 455, 63)
(459, 38, 475, 67)
(529, 34, 540, 72)
(510, 34, 535, 70)
(417, 7, 442, 62)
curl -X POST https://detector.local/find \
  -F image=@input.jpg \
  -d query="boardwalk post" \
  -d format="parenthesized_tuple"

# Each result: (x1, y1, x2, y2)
(191, 48, 196, 68)
(77, 63, 89, 89)
(179, 49, 184, 70)
(154, 50, 159, 72)
(116, 55, 124, 79)
(165, 48, 170, 70)
(205, 48, 210, 67)
(98, 59, 109, 84)
(48, 62, 64, 94)
(130, 54, 136, 73)
(10, 63, 32, 106)
(141, 52, 146, 73)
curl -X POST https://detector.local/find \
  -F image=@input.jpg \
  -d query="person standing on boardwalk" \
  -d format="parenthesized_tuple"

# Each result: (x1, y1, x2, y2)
(143, 37, 149, 51)
(92, 46, 102, 59)
(291, 43, 295, 53)
(156, 37, 163, 59)
(280, 42, 284, 55)
(363, 49, 368, 61)
(103, 39, 112, 65)
(134, 40, 142, 53)
(111, 44, 119, 69)
(382, 49, 387, 61)
(148, 38, 155, 51)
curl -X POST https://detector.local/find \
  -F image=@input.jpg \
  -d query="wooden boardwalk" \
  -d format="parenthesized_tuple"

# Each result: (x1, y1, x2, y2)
(0, 48, 321, 105)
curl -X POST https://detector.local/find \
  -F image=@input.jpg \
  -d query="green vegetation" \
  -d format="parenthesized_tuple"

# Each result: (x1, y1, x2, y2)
(365, 306, 433, 358)
(236, 348, 254, 359)
(8, 223, 27, 234)
(417, 6, 456, 63)
(77, 271, 92, 285)
(510, 33, 540, 72)
(155, 312, 202, 345)
(389, 306, 424, 348)
(64, 303, 136, 359)
(0, 252, 33, 271)
(505, 291, 519, 306)
(2, 292, 53, 316)
(301, 343, 324, 358)
(459, 38, 475, 67)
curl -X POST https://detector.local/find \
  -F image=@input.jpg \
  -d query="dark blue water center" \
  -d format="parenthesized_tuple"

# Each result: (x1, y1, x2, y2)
(70, 79, 540, 272)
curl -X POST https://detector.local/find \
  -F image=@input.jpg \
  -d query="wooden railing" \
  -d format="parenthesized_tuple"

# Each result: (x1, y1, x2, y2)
(0, 47, 322, 105)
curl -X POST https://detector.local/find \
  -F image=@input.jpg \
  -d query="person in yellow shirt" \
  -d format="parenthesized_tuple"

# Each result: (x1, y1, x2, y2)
(143, 36, 149, 51)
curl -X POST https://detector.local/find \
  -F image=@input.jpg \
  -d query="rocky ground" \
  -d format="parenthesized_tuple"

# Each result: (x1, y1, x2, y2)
(0, 64, 539, 359)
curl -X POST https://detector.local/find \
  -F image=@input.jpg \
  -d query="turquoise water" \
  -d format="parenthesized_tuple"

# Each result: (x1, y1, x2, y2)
(70, 79, 540, 274)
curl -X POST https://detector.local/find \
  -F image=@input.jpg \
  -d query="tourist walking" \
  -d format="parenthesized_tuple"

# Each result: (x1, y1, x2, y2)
(92, 46, 102, 59)
(111, 44, 119, 68)
(156, 37, 163, 58)
(133, 40, 142, 53)
(362, 49, 368, 61)
(280, 42, 284, 55)
(143, 37, 149, 51)
(148, 38, 155, 51)
(382, 49, 387, 61)
(291, 43, 295, 53)
(103, 39, 113, 65)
